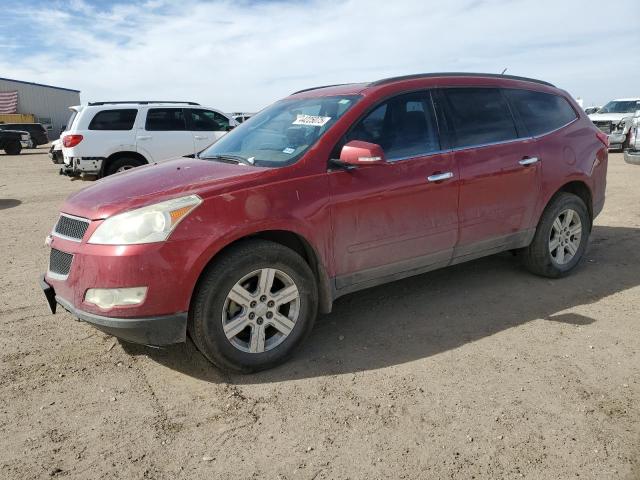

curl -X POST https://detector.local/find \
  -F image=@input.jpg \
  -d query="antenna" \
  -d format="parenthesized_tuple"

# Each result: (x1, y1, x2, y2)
(500, 68, 508, 75)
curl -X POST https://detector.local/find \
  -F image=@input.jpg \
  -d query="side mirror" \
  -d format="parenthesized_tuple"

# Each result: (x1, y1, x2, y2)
(338, 140, 386, 167)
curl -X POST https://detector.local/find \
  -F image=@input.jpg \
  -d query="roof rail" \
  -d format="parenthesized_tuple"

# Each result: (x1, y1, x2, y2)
(87, 101, 200, 106)
(369, 72, 555, 88)
(291, 83, 358, 95)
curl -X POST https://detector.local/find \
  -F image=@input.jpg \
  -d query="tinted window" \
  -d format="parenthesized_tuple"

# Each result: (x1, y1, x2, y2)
(145, 108, 186, 131)
(345, 91, 440, 160)
(442, 88, 518, 148)
(506, 89, 577, 136)
(189, 109, 229, 131)
(88, 109, 137, 130)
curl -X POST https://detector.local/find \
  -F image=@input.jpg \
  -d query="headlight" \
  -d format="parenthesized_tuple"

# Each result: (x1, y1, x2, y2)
(88, 194, 202, 245)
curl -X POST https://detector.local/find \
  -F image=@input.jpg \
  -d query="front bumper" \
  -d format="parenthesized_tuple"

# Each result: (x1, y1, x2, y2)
(624, 150, 640, 165)
(40, 276, 187, 345)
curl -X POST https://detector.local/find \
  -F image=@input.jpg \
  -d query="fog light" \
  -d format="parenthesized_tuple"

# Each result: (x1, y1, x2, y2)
(85, 287, 147, 309)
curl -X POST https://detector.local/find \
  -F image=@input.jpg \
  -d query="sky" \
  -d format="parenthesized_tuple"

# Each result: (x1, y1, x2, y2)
(0, 0, 638, 112)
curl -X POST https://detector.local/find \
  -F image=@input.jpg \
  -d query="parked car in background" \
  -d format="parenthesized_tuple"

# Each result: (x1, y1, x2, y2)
(0, 129, 30, 154)
(624, 116, 640, 165)
(584, 106, 600, 115)
(49, 139, 63, 164)
(0, 122, 49, 148)
(41, 73, 608, 373)
(60, 101, 237, 178)
(233, 113, 253, 124)
(589, 98, 640, 150)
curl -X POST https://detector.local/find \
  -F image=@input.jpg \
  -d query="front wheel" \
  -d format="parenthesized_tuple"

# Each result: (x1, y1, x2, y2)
(523, 192, 591, 278)
(189, 240, 318, 373)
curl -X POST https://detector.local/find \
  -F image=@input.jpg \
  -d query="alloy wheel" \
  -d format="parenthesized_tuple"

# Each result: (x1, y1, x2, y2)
(221, 268, 300, 353)
(549, 208, 582, 265)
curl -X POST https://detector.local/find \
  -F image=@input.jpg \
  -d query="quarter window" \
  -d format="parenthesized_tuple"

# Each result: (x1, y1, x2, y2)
(189, 109, 230, 131)
(88, 109, 137, 130)
(345, 91, 440, 160)
(442, 88, 518, 148)
(506, 89, 577, 136)
(145, 108, 186, 131)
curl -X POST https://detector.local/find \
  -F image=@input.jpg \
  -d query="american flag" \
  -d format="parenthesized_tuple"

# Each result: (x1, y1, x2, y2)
(0, 91, 19, 114)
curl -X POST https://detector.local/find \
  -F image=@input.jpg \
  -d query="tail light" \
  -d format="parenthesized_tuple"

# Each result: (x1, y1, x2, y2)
(595, 130, 609, 148)
(62, 134, 83, 148)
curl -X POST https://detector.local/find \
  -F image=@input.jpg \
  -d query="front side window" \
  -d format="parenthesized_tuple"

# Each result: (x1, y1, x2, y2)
(506, 89, 577, 136)
(190, 109, 229, 131)
(599, 100, 640, 114)
(145, 108, 186, 131)
(199, 95, 359, 167)
(344, 91, 440, 160)
(88, 109, 137, 131)
(442, 88, 518, 148)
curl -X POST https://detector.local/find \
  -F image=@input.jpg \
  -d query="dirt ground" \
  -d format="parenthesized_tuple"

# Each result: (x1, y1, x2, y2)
(0, 149, 638, 480)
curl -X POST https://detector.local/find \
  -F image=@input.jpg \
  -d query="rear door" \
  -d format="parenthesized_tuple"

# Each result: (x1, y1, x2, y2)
(138, 108, 194, 161)
(330, 90, 459, 290)
(187, 108, 232, 152)
(440, 87, 541, 259)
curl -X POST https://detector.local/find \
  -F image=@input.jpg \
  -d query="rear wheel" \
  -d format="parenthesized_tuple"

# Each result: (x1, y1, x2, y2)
(523, 193, 590, 278)
(189, 240, 318, 373)
(104, 157, 145, 176)
(4, 140, 21, 155)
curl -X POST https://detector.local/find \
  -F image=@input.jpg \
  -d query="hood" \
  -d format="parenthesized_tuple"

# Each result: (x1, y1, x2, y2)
(588, 112, 634, 122)
(61, 157, 268, 219)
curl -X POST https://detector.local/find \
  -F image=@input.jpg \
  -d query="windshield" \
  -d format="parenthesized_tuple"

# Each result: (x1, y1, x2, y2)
(199, 95, 360, 167)
(599, 100, 640, 114)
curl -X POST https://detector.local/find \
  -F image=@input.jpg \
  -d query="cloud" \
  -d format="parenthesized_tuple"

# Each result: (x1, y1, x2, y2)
(0, 0, 637, 110)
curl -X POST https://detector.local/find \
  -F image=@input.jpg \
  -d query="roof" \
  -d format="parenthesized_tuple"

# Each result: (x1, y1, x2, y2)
(290, 72, 555, 96)
(0, 77, 80, 93)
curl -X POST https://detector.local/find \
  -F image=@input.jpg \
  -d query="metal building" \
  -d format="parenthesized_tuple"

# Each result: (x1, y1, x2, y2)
(0, 77, 81, 140)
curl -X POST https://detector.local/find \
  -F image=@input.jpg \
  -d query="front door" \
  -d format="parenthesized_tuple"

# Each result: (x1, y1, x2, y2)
(137, 107, 194, 162)
(188, 108, 231, 152)
(330, 91, 459, 291)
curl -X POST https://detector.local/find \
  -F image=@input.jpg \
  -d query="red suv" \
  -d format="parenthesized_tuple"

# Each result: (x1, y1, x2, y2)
(41, 73, 608, 372)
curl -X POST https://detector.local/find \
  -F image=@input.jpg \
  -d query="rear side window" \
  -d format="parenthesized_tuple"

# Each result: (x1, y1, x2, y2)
(442, 88, 518, 148)
(145, 108, 186, 131)
(506, 89, 577, 136)
(88, 109, 137, 130)
(189, 109, 229, 131)
(344, 91, 440, 161)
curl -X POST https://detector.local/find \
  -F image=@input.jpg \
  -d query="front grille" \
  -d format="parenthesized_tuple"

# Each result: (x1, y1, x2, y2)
(54, 214, 89, 241)
(49, 248, 73, 277)
(593, 121, 612, 134)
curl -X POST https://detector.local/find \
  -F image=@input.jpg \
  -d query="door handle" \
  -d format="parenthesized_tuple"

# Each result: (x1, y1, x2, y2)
(137, 135, 152, 140)
(519, 157, 539, 166)
(194, 135, 208, 140)
(427, 172, 454, 182)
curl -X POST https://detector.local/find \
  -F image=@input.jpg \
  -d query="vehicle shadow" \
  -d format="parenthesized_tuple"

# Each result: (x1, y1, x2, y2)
(0, 199, 22, 210)
(121, 225, 640, 384)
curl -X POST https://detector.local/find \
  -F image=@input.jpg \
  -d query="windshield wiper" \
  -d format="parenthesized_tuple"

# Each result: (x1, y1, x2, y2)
(200, 154, 255, 166)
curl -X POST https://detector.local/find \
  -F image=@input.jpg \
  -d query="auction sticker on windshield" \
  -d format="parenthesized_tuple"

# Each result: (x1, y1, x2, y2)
(293, 114, 331, 126)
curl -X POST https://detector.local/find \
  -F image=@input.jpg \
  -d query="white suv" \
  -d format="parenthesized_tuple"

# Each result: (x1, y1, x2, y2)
(61, 101, 237, 177)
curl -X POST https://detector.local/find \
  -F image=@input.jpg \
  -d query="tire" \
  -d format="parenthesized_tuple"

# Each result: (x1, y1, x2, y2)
(4, 140, 21, 155)
(523, 192, 591, 278)
(189, 240, 318, 373)
(104, 157, 145, 176)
